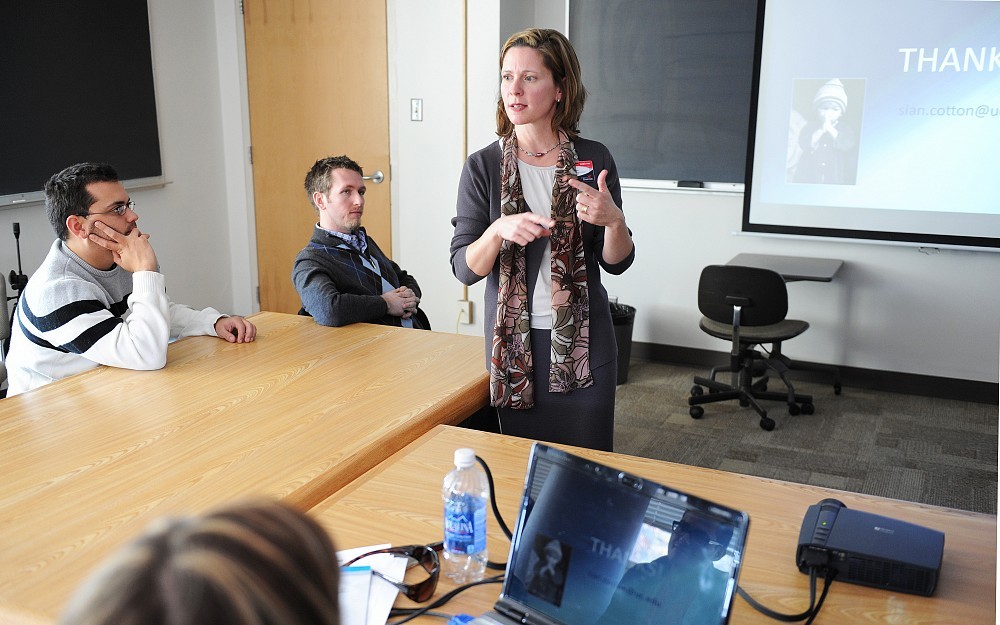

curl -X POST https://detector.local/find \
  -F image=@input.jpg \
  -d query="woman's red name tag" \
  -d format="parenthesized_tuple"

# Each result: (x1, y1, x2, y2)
(574, 160, 594, 182)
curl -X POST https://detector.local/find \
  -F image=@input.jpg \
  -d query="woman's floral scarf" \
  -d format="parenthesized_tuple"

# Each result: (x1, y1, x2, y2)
(490, 134, 592, 409)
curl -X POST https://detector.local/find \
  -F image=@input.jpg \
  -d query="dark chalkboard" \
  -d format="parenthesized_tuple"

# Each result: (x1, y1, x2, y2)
(569, 0, 757, 185)
(0, 1, 162, 205)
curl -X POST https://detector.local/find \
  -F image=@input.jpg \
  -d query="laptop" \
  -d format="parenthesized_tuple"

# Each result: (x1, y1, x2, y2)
(470, 443, 750, 625)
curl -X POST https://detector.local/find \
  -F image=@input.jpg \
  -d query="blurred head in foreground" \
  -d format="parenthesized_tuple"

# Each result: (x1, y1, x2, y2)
(59, 500, 340, 625)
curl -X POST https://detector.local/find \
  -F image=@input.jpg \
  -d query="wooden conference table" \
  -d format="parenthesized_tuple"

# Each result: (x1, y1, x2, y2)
(312, 425, 997, 625)
(0, 312, 487, 624)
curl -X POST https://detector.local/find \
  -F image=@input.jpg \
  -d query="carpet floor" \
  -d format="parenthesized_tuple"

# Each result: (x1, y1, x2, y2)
(614, 360, 998, 515)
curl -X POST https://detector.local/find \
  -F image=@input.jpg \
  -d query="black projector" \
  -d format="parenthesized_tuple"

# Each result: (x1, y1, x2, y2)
(796, 499, 944, 596)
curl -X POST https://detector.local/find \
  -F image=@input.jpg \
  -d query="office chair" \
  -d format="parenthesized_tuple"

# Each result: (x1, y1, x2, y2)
(1, 274, 10, 398)
(688, 265, 815, 431)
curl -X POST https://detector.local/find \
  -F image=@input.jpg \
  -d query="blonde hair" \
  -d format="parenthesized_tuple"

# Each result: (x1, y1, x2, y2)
(59, 500, 341, 625)
(496, 28, 587, 139)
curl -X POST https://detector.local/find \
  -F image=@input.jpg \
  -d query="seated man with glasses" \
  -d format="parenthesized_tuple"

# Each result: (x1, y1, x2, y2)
(4, 162, 256, 396)
(595, 511, 735, 625)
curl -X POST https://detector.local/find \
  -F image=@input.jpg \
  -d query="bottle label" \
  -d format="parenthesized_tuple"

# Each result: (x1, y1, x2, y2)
(444, 494, 487, 554)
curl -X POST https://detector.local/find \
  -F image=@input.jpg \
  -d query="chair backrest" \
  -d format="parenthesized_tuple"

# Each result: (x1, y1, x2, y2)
(697, 265, 789, 327)
(1, 274, 9, 390)
(0, 273, 9, 343)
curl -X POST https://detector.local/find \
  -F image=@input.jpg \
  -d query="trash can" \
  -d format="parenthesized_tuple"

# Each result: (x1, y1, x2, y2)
(610, 303, 636, 385)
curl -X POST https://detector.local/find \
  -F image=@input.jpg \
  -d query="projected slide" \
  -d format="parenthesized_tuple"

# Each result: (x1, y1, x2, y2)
(745, 0, 1000, 247)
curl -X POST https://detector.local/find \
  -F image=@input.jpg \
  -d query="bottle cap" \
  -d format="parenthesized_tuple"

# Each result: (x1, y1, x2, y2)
(454, 448, 476, 468)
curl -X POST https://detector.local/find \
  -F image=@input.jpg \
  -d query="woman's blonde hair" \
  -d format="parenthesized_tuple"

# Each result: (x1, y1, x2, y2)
(495, 28, 587, 139)
(60, 500, 341, 625)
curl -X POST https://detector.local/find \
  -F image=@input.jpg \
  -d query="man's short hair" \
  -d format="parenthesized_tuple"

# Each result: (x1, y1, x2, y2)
(304, 155, 363, 210)
(44, 163, 120, 240)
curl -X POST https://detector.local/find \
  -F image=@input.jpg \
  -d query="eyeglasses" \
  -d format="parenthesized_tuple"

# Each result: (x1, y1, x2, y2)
(341, 544, 440, 603)
(84, 200, 136, 217)
(672, 520, 725, 551)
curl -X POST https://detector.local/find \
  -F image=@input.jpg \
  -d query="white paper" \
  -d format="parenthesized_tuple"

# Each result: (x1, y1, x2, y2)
(339, 566, 372, 625)
(338, 544, 407, 625)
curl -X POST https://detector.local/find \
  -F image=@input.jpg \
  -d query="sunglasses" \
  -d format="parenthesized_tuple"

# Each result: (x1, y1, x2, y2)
(341, 544, 440, 603)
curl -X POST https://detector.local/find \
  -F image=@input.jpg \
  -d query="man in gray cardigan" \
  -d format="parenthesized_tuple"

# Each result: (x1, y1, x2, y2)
(292, 155, 427, 329)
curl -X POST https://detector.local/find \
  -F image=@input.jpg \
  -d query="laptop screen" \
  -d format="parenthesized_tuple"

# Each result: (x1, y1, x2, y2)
(495, 443, 750, 625)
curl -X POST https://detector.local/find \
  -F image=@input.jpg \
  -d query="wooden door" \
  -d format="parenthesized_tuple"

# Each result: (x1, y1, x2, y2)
(244, 0, 391, 313)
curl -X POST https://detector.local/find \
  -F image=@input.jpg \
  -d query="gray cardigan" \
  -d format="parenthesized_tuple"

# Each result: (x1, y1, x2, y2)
(449, 137, 635, 370)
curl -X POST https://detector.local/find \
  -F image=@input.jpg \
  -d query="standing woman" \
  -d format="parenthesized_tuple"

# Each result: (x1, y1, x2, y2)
(450, 28, 635, 451)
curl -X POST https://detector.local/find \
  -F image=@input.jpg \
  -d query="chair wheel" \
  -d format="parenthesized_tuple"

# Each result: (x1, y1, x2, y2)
(788, 403, 801, 416)
(690, 385, 704, 396)
(834, 384, 842, 395)
(690, 406, 704, 419)
(739, 398, 749, 407)
(759, 417, 775, 431)
(801, 403, 815, 415)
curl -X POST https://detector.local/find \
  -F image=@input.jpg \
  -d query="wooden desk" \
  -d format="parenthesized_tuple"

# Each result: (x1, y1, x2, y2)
(729, 253, 843, 282)
(312, 425, 996, 625)
(0, 313, 487, 623)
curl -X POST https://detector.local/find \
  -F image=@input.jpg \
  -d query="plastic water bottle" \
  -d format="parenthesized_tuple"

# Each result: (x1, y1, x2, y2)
(442, 447, 489, 583)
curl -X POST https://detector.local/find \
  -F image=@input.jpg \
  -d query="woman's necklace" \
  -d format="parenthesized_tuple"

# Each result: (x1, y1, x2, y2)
(517, 138, 564, 158)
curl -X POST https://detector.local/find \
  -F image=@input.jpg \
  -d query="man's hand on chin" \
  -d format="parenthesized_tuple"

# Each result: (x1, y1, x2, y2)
(89, 221, 158, 273)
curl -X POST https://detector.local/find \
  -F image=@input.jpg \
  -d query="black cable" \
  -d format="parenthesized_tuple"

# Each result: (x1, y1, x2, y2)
(737, 568, 817, 622)
(736, 567, 837, 623)
(803, 569, 837, 625)
(475, 455, 512, 539)
(475, 454, 512, 570)
(387, 574, 504, 625)
(388, 610, 452, 622)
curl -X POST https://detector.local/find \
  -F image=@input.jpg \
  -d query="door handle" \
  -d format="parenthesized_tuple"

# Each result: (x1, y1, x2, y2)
(363, 170, 384, 184)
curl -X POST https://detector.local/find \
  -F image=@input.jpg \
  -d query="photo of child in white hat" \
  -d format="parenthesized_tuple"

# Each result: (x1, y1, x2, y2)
(788, 78, 863, 184)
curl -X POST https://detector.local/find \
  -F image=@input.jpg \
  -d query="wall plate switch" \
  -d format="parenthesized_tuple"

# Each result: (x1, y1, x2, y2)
(458, 300, 473, 324)
(410, 98, 423, 121)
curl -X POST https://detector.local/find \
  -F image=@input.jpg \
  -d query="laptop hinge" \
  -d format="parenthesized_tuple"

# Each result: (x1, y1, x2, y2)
(495, 603, 532, 624)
